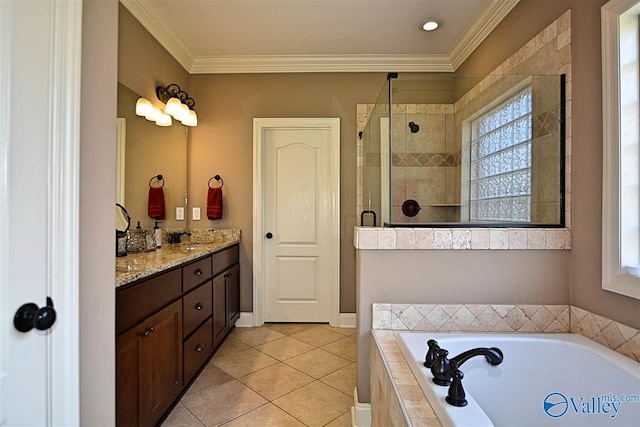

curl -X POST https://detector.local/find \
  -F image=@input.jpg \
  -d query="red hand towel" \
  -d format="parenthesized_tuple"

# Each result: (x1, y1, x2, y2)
(148, 186, 165, 220)
(207, 187, 223, 220)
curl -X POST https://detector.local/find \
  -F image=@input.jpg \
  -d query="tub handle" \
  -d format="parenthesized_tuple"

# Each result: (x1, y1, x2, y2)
(445, 361, 467, 407)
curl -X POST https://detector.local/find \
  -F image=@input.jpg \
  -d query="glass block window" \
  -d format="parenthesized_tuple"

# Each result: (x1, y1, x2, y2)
(470, 87, 532, 222)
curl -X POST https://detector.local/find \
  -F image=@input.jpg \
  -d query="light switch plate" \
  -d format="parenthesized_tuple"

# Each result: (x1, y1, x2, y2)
(192, 207, 201, 221)
(176, 207, 185, 221)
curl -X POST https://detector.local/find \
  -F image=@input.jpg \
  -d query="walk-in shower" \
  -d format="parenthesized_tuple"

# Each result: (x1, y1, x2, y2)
(359, 73, 565, 227)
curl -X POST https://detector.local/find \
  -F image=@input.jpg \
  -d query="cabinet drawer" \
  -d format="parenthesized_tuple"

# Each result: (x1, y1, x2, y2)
(183, 318, 213, 382)
(183, 281, 212, 336)
(116, 269, 182, 334)
(183, 256, 212, 292)
(213, 245, 239, 276)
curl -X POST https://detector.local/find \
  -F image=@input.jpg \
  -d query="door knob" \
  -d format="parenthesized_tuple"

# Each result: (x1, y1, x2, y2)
(14, 297, 57, 332)
(265, 232, 273, 239)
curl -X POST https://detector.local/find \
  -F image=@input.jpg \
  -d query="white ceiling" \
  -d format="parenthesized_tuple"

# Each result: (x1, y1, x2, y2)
(120, 0, 520, 73)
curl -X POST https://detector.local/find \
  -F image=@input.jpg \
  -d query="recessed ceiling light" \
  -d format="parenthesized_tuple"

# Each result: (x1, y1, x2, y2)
(423, 20, 439, 31)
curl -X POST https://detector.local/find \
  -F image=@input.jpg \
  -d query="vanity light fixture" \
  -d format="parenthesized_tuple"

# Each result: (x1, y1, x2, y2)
(156, 83, 198, 127)
(423, 20, 439, 31)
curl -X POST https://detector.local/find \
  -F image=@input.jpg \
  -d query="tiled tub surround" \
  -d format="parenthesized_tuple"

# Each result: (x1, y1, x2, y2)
(115, 229, 240, 287)
(370, 305, 640, 426)
(372, 303, 570, 334)
(357, 9, 572, 228)
(372, 303, 640, 361)
(354, 226, 571, 250)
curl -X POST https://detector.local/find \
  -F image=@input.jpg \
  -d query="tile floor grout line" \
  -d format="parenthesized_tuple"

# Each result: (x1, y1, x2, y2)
(216, 401, 272, 427)
(176, 402, 207, 427)
(321, 409, 352, 427)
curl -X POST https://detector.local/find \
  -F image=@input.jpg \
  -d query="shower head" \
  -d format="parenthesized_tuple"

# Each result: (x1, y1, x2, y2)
(409, 121, 420, 133)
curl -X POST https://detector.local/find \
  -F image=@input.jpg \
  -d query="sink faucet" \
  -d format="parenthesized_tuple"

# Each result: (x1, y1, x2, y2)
(168, 231, 191, 244)
(428, 341, 503, 386)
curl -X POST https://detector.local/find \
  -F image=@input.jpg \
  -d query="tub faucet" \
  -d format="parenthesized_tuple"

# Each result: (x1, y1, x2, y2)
(429, 342, 503, 386)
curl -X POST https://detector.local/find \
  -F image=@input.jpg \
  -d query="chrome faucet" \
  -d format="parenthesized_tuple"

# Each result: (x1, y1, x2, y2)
(426, 340, 503, 386)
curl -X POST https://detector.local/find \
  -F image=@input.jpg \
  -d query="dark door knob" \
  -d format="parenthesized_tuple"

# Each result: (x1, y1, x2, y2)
(265, 232, 273, 239)
(14, 297, 57, 333)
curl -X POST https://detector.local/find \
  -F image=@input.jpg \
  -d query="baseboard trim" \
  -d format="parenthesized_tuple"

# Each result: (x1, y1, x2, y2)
(351, 387, 371, 427)
(340, 312, 357, 328)
(235, 312, 254, 327)
(240, 312, 355, 328)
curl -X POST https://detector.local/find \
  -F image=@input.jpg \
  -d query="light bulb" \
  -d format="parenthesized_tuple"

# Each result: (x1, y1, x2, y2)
(165, 97, 183, 119)
(145, 106, 161, 122)
(155, 112, 172, 127)
(181, 109, 198, 127)
(135, 98, 152, 117)
(423, 21, 439, 31)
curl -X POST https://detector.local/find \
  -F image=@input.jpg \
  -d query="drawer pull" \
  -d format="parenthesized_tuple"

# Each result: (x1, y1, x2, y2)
(195, 302, 204, 311)
(148, 326, 154, 333)
(139, 328, 150, 338)
(224, 273, 232, 278)
(194, 268, 203, 276)
(195, 344, 205, 353)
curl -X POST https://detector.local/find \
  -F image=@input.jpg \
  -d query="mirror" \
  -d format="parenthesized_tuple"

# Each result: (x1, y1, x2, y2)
(117, 83, 188, 230)
(361, 73, 565, 227)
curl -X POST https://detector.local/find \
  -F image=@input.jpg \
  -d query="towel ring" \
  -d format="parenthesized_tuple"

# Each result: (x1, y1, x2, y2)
(149, 174, 164, 188)
(208, 174, 223, 188)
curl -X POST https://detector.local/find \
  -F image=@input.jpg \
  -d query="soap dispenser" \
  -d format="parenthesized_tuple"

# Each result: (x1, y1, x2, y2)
(154, 222, 162, 248)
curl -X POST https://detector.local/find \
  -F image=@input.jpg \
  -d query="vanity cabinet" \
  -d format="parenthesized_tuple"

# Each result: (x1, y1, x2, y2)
(116, 243, 240, 427)
(116, 300, 182, 427)
(212, 249, 240, 347)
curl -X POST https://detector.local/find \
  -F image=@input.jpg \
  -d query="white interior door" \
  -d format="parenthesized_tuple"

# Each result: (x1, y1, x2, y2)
(0, 1, 81, 425)
(255, 119, 340, 324)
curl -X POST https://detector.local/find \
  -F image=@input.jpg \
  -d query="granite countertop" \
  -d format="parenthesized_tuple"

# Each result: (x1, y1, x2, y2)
(116, 237, 240, 288)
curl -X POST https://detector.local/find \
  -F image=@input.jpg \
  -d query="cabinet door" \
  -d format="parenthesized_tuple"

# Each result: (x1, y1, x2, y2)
(212, 274, 227, 346)
(225, 264, 240, 326)
(139, 300, 183, 427)
(116, 324, 143, 427)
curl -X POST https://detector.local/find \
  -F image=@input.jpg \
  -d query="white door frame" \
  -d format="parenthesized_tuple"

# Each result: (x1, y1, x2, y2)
(253, 118, 340, 327)
(0, 0, 81, 424)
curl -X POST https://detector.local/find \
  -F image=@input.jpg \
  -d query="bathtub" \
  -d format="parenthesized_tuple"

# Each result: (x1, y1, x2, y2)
(397, 333, 640, 427)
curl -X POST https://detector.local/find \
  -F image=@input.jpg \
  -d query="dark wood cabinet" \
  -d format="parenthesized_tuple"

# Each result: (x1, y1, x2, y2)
(116, 300, 182, 427)
(116, 243, 240, 427)
(226, 263, 240, 327)
(212, 273, 227, 346)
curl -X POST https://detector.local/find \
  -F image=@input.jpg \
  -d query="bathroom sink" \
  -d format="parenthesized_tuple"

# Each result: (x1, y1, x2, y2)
(179, 243, 205, 253)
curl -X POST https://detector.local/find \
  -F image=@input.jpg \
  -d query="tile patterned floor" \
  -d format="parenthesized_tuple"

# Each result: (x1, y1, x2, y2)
(162, 323, 356, 427)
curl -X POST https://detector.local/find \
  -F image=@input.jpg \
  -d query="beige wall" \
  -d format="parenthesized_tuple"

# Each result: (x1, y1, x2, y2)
(118, 6, 189, 107)
(458, 0, 640, 330)
(80, 0, 117, 424)
(118, 6, 191, 229)
(188, 73, 386, 311)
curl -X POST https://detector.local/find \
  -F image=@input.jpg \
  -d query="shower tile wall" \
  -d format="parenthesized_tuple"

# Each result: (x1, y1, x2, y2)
(356, 10, 572, 227)
(391, 104, 459, 223)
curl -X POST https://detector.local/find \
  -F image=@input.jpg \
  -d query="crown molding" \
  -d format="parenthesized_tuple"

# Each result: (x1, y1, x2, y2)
(190, 54, 455, 74)
(120, 0, 194, 71)
(448, 0, 521, 70)
(120, 0, 519, 74)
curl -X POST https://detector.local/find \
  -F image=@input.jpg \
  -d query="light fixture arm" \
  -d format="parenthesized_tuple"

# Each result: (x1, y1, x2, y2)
(156, 83, 196, 110)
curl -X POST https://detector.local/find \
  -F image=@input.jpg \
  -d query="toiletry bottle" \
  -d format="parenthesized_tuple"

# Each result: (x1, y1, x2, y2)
(155, 221, 162, 248)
